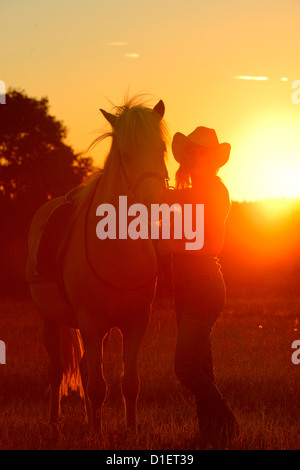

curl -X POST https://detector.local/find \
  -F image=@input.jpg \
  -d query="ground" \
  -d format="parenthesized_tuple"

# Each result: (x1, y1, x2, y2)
(0, 284, 300, 450)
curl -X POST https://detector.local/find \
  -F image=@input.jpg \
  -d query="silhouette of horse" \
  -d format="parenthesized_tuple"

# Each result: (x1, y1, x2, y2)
(26, 96, 168, 436)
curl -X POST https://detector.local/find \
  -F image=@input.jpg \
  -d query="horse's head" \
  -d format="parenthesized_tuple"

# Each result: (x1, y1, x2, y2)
(99, 96, 169, 204)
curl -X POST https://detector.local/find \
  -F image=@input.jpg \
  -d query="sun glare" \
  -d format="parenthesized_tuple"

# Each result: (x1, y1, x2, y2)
(236, 116, 300, 201)
(260, 198, 295, 221)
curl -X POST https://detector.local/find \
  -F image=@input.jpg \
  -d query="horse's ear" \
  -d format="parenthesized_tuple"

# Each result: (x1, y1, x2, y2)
(100, 109, 117, 127)
(152, 100, 165, 119)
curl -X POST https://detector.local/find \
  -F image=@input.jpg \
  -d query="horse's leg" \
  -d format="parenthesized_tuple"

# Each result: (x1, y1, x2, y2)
(79, 352, 91, 424)
(42, 317, 64, 431)
(80, 329, 107, 436)
(122, 309, 150, 432)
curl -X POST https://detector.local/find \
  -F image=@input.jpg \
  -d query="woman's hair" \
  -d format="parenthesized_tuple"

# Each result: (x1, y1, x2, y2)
(175, 163, 192, 189)
(175, 149, 219, 189)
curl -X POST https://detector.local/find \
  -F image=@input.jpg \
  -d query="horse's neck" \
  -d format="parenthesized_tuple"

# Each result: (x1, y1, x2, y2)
(84, 159, 158, 289)
(94, 159, 132, 206)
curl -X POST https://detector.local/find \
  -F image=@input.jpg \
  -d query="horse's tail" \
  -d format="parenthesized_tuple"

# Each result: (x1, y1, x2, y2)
(60, 326, 84, 398)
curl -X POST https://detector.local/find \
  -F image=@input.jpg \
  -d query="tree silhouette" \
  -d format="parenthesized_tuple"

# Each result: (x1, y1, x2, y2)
(0, 89, 93, 205)
(0, 89, 94, 297)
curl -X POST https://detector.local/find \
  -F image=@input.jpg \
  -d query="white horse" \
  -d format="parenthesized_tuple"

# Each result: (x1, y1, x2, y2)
(26, 96, 168, 435)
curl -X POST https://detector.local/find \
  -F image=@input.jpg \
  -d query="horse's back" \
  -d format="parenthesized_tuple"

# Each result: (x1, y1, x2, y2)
(26, 196, 66, 282)
(27, 178, 101, 283)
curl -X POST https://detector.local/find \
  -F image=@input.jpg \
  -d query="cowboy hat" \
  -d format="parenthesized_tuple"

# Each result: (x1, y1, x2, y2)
(172, 126, 231, 167)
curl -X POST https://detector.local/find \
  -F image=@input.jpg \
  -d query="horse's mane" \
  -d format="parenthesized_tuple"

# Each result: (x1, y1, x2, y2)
(89, 94, 169, 170)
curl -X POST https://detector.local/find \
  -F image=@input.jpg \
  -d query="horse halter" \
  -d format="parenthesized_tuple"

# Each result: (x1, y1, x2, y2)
(118, 150, 169, 199)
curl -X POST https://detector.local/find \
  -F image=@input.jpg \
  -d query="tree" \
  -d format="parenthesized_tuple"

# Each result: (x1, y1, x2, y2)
(0, 89, 94, 297)
(0, 89, 93, 205)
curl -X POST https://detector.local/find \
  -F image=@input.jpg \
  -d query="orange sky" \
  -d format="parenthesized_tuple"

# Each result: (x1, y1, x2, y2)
(1, 0, 300, 201)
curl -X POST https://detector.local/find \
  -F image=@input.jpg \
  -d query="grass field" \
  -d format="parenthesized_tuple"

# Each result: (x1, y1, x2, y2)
(0, 286, 300, 450)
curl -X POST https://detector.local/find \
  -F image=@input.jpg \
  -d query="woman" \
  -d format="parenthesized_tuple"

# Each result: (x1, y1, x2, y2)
(169, 126, 238, 448)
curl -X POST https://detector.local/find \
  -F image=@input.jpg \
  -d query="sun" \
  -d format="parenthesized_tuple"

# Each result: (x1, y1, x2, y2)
(263, 163, 300, 199)
(228, 114, 300, 201)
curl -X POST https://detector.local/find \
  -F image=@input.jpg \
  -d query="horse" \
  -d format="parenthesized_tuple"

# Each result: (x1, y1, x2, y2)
(26, 96, 169, 436)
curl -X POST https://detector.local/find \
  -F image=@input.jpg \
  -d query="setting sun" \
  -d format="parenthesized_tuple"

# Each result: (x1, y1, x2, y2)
(217, 104, 300, 201)
(245, 117, 300, 199)
(249, 117, 300, 198)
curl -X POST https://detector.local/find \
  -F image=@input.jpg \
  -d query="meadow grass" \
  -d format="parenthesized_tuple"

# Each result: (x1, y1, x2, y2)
(0, 287, 300, 450)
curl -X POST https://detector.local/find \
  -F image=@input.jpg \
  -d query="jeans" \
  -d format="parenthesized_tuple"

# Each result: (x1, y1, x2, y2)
(174, 274, 231, 427)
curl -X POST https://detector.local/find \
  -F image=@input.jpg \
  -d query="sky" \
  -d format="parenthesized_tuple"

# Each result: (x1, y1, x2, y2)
(1, 0, 300, 201)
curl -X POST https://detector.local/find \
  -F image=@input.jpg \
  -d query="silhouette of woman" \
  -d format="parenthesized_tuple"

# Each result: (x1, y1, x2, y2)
(169, 126, 238, 448)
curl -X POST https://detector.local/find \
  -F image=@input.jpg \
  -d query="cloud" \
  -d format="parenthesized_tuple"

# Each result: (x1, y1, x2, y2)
(124, 53, 140, 59)
(234, 75, 269, 81)
(106, 42, 128, 46)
